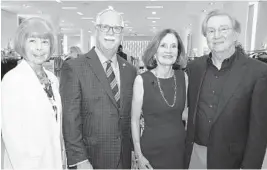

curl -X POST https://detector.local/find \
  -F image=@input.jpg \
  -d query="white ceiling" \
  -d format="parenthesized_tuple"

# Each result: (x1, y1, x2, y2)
(2, 0, 231, 37)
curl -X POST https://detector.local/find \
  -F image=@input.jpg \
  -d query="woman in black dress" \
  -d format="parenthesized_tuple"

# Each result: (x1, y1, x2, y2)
(131, 28, 188, 169)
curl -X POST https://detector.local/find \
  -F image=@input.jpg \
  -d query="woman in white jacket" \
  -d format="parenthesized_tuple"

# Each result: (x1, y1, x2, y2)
(1, 17, 63, 169)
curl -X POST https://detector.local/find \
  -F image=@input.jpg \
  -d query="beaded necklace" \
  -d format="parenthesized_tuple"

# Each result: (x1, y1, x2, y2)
(155, 72, 177, 107)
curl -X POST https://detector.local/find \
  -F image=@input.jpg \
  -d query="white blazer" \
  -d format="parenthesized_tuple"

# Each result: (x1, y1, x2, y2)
(1, 60, 63, 169)
(263, 150, 267, 168)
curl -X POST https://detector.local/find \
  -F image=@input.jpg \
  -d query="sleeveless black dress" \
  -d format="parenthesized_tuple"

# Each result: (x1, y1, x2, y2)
(140, 70, 186, 169)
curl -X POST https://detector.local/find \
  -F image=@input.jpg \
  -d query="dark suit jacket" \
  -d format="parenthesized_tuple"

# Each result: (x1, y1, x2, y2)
(60, 48, 137, 169)
(185, 50, 267, 169)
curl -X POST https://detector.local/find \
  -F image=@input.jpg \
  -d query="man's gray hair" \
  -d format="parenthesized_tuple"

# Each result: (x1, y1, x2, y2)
(95, 7, 124, 27)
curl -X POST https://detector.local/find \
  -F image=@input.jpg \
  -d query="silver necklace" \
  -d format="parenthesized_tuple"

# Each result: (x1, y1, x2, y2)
(156, 73, 177, 107)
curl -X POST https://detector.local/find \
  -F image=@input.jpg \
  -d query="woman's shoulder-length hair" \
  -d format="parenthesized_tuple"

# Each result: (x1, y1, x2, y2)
(14, 17, 56, 59)
(142, 28, 185, 70)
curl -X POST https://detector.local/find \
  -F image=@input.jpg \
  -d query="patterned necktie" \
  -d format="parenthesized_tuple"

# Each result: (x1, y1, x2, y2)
(106, 60, 120, 107)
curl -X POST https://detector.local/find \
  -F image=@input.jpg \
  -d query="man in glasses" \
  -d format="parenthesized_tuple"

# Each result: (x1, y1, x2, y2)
(185, 10, 267, 169)
(60, 7, 137, 169)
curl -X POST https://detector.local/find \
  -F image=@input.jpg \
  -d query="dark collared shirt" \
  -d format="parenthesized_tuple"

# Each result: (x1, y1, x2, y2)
(195, 52, 237, 146)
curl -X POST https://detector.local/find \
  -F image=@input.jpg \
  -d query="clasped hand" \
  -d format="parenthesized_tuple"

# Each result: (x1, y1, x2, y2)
(136, 154, 153, 169)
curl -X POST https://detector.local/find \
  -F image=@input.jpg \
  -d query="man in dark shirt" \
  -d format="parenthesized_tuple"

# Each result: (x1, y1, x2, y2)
(185, 10, 267, 169)
(117, 45, 127, 61)
(195, 53, 235, 146)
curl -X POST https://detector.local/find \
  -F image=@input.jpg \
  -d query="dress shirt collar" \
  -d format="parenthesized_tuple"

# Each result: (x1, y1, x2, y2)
(207, 50, 237, 70)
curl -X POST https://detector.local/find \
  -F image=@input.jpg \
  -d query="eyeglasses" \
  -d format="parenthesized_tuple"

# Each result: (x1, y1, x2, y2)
(96, 24, 123, 34)
(206, 27, 233, 37)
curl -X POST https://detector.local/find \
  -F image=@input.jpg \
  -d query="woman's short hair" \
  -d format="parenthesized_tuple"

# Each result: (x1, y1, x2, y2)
(14, 17, 55, 59)
(202, 10, 241, 37)
(143, 28, 185, 70)
(70, 46, 82, 54)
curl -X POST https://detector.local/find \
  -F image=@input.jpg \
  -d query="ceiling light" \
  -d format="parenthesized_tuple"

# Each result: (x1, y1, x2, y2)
(152, 11, 156, 15)
(202, 9, 207, 12)
(61, 23, 74, 27)
(55, 0, 62, 3)
(147, 17, 160, 20)
(62, 7, 77, 10)
(145, 6, 163, 9)
(189, 23, 192, 26)
(108, 6, 114, 10)
(61, 28, 74, 31)
(77, 12, 83, 15)
(152, 27, 156, 29)
(22, 4, 30, 8)
(209, 2, 214, 5)
(152, 21, 156, 23)
(88, 30, 92, 33)
(1, 5, 11, 8)
(81, 17, 94, 20)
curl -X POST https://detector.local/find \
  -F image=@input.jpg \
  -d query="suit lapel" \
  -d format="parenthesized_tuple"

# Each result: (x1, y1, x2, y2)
(192, 57, 208, 124)
(85, 49, 118, 110)
(212, 54, 248, 124)
(117, 56, 128, 112)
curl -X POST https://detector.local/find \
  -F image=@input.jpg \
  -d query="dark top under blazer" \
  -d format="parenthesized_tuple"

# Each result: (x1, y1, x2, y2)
(185, 49, 267, 169)
(195, 53, 236, 146)
(60, 48, 137, 169)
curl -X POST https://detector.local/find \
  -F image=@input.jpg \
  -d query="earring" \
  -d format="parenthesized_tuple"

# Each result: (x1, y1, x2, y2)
(153, 56, 157, 66)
